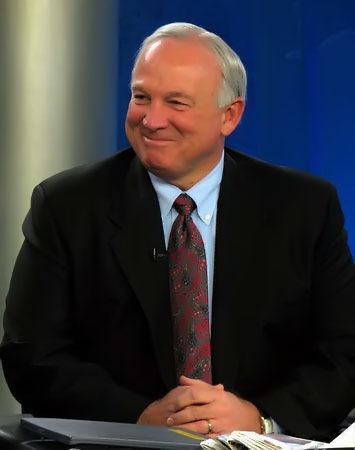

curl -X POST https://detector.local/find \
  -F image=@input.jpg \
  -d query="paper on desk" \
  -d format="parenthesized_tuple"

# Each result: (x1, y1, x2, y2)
(325, 423, 355, 448)
(200, 421, 355, 450)
(201, 431, 324, 450)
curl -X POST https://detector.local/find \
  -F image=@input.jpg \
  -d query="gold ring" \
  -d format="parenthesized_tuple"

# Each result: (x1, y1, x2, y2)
(207, 420, 213, 433)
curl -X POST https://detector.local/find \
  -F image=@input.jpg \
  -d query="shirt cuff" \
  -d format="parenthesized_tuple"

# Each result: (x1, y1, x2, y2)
(270, 418, 283, 434)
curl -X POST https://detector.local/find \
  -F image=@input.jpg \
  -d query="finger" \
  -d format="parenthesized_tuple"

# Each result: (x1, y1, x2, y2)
(180, 375, 224, 390)
(163, 383, 207, 411)
(171, 384, 220, 412)
(167, 404, 212, 426)
(179, 375, 206, 386)
(170, 420, 213, 436)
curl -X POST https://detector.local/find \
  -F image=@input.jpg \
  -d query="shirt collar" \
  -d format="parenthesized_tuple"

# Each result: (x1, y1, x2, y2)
(149, 151, 224, 225)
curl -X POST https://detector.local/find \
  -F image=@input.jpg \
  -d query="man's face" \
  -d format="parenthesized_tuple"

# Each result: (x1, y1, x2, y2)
(125, 37, 243, 189)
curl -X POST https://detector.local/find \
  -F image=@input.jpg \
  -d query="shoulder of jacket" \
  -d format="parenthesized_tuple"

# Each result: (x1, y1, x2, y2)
(37, 147, 136, 199)
(225, 146, 335, 195)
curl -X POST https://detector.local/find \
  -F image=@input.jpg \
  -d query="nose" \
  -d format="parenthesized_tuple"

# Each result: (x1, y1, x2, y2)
(142, 102, 169, 130)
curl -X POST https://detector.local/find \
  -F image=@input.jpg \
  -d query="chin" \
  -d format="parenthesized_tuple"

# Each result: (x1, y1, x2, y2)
(144, 160, 177, 180)
(139, 148, 172, 171)
(144, 161, 172, 176)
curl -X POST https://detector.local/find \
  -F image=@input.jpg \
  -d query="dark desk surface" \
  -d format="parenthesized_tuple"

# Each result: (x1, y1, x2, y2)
(0, 415, 139, 450)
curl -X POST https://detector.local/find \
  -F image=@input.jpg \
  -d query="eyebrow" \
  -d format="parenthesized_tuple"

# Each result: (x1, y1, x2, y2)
(131, 85, 195, 104)
(131, 83, 146, 92)
(166, 91, 195, 103)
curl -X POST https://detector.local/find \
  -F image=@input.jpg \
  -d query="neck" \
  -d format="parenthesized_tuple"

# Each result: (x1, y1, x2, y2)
(158, 152, 224, 191)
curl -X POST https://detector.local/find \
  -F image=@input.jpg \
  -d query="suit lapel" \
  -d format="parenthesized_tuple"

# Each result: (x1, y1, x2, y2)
(211, 151, 269, 390)
(109, 157, 176, 390)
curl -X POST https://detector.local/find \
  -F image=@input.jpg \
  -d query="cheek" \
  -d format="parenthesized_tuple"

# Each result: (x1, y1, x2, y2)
(172, 112, 201, 136)
(126, 102, 144, 128)
(175, 112, 220, 142)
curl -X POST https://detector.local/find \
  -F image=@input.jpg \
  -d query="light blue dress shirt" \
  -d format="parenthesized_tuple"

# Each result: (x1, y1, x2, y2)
(149, 151, 224, 326)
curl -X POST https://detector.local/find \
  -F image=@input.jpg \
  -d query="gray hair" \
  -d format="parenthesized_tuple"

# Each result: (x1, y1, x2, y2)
(132, 22, 247, 107)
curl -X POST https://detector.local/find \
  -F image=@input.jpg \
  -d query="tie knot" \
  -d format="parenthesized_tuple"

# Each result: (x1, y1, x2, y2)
(173, 194, 196, 217)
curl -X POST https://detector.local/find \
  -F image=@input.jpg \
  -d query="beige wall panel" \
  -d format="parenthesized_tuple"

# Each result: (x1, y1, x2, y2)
(0, 0, 119, 415)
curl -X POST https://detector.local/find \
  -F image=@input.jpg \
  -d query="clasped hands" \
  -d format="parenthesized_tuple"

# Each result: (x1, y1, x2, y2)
(137, 375, 261, 437)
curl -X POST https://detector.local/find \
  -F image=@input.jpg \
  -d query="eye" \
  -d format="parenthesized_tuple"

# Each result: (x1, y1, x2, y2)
(170, 100, 185, 105)
(133, 94, 149, 104)
(169, 99, 189, 109)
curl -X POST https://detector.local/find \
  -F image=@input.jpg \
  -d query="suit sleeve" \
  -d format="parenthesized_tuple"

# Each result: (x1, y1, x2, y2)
(1, 184, 152, 422)
(253, 185, 355, 441)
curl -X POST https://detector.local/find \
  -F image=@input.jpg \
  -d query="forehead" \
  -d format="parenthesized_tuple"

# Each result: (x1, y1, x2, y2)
(132, 37, 222, 93)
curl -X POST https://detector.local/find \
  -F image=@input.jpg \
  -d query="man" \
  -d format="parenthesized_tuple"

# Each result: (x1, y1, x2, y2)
(2, 23, 355, 442)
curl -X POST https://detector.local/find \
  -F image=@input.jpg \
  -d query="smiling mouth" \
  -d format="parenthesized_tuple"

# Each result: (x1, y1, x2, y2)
(143, 136, 173, 145)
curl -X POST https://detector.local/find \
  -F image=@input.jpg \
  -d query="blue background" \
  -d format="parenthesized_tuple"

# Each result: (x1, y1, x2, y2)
(116, 0, 355, 254)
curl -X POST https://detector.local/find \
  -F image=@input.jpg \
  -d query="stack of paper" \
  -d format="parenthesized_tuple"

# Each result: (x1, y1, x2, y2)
(201, 422, 355, 450)
(201, 431, 323, 450)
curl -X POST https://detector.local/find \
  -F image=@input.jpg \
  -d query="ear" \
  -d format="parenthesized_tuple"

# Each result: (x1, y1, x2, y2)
(221, 98, 245, 136)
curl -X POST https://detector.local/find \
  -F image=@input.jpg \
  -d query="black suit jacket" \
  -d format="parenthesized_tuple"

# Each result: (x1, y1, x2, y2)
(2, 148, 355, 441)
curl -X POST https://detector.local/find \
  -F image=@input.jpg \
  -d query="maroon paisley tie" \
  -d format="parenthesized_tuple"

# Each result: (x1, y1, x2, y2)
(168, 193, 212, 383)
